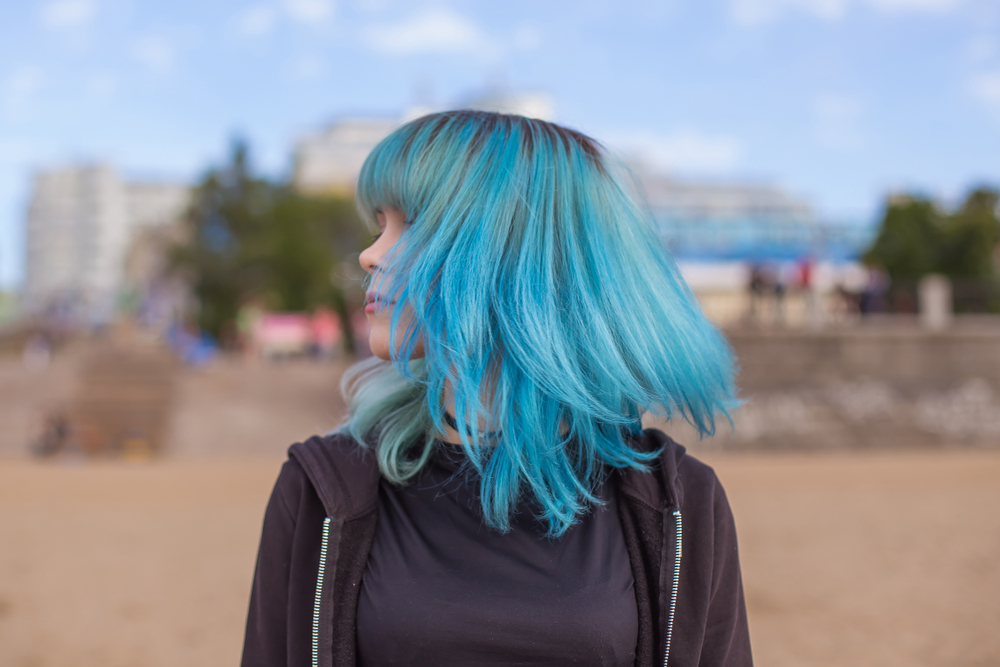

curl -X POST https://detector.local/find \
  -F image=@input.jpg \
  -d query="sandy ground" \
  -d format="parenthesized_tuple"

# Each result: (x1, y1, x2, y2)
(1, 339, 999, 666)
(0, 450, 998, 667)
(717, 450, 1000, 667)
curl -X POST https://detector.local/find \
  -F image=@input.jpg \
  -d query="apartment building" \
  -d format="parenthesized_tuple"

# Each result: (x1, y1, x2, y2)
(23, 164, 189, 325)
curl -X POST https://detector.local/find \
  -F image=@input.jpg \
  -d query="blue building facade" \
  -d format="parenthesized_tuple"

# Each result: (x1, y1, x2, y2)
(641, 177, 875, 263)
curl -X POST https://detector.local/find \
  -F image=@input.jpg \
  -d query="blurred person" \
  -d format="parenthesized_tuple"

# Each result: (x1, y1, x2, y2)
(30, 411, 69, 457)
(241, 111, 751, 667)
(165, 319, 218, 366)
(860, 264, 891, 315)
(350, 308, 372, 358)
(236, 298, 264, 357)
(772, 262, 787, 325)
(796, 256, 818, 326)
(21, 332, 51, 372)
(747, 263, 766, 324)
(310, 307, 340, 360)
(831, 263, 867, 322)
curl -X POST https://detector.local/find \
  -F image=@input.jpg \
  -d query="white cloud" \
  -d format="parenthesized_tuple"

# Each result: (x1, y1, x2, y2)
(732, 0, 845, 25)
(866, 0, 961, 11)
(234, 0, 332, 37)
(283, 0, 334, 23)
(731, 0, 962, 25)
(363, 8, 499, 58)
(353, 0, 388, 12)
(970, 69, 1000, 118)
(40, 0, 97, 29)
(237, 4, 278, 36)
(609, 129, 744, 174)
(814, 93, 865, 151)
(132, 36, 176, 74)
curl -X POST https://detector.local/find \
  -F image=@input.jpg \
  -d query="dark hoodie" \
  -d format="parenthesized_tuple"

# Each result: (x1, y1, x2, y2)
(241, 429, 752, 667)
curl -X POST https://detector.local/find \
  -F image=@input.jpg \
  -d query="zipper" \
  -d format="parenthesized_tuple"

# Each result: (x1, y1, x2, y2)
(663, 508, 682, 667)
(312, 517, 332, 667)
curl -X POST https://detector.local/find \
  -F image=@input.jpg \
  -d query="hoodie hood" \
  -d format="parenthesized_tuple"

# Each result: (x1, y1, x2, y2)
(289, 434, 381, 521)
(618, 429, 687, 512)
(291, 429, 686, 520)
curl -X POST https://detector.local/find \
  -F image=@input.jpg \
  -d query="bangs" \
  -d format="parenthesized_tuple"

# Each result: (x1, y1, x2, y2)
(355, 112, 607, 230)
(355, 113, 472, 227)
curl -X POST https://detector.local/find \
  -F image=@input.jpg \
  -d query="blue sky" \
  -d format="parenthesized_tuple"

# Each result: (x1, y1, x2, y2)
(2, 0, 999, 288)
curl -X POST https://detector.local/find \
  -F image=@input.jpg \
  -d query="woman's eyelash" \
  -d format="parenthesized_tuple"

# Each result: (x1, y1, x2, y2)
(371, 231, 384, 244)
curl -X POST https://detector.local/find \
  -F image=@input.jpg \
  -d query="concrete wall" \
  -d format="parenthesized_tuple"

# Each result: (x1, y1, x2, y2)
(729, 327, 1000, 392)
(644, 325, 1000, 449)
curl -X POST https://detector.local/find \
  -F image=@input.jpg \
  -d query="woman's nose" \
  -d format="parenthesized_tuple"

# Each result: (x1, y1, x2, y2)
(359, 244, 378, 274)
(360, 236, 389, 275)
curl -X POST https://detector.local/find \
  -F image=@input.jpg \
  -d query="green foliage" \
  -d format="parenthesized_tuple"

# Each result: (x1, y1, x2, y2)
(260, 192, 367, 352)
(862, 195, 942, 278)
(938, 188, 1000, 279)
(170, 138, 367, 351)
(863, 187, 1000, 281)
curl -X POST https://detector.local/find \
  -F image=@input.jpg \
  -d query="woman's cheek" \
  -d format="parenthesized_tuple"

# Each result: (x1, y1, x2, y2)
(367, 307, 425, 361)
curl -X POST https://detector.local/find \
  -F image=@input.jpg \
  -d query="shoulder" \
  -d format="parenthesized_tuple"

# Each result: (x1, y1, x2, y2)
(286, 432, 381, 520)
(618, 428, 724, 511)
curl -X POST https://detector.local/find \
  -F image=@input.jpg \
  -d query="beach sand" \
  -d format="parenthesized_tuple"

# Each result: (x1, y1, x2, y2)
(2, 342, 999, 666)
(1, 449, 998, 667)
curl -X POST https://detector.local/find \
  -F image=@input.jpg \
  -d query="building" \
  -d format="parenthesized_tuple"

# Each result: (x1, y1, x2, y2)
(293, 117, 401, 194)
(459, 91, 555, 122)
(631, 173, 877, 326)
(22, 164, 190, 326)
(640, 175, 871, 263)
(292, 92, 556, 193)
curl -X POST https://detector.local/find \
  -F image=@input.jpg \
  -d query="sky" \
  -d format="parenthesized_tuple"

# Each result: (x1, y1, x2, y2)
(1, 0, 999, 289)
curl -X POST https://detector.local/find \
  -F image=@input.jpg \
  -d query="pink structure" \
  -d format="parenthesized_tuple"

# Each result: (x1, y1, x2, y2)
(253, 310, 342, 359)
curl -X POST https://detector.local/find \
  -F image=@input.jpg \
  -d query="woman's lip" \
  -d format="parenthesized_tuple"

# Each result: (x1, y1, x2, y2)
(364, 299, 394, 314)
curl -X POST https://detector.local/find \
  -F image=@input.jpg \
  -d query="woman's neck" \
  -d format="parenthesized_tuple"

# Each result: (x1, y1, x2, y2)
(438, 409, 465, 445)
(438, 379, 498, 445)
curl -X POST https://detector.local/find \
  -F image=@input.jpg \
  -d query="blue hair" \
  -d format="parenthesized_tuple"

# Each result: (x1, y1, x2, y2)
(341, 110, 737, 536)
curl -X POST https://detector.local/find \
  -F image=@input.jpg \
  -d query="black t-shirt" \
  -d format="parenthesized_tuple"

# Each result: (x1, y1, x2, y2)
(356, 443, 638, 666)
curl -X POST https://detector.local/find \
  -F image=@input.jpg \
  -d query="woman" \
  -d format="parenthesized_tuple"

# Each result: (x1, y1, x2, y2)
(242, 110, 752, 667)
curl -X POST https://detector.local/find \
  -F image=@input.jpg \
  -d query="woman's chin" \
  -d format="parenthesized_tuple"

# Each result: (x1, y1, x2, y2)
(367, 326, 425, 362)
(368, 334, 392, 361)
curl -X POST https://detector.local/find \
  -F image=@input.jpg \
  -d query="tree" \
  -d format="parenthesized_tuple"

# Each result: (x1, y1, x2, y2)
(938, 188, 1000, 279)
(862, 195, 942, 279)
(262, 192, 367, 352)
(171, 139, 275, 341)
(171, 139, 367, 352)
(864, 187, 1000, 280)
